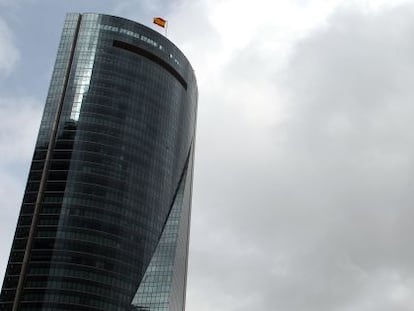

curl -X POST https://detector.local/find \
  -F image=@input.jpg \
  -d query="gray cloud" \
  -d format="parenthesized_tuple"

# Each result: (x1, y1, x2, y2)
(0, 18, 19, 75)
(188, 3, 414, 310)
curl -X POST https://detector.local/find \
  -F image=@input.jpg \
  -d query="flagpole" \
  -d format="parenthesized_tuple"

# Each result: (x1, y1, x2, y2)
(165, 21, 168, 37)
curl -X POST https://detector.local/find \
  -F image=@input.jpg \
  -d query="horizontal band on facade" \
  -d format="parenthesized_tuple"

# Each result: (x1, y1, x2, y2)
(113, 40, 188, 90)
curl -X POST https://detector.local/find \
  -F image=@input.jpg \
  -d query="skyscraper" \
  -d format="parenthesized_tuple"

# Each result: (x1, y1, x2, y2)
(0, 13, 197, 311)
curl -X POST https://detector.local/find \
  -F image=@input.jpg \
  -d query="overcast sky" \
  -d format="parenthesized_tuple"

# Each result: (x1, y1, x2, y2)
(1, 0, 414, 310)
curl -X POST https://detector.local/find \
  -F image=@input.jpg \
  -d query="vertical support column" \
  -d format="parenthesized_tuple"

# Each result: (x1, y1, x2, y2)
(11, 15, 82, 311)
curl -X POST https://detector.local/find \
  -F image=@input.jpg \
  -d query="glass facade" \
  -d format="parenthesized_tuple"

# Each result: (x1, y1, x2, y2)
(0, 13, 197, 311)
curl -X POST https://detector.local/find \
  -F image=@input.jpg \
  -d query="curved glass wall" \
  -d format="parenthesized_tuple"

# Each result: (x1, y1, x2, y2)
(0, 13, 197, 311)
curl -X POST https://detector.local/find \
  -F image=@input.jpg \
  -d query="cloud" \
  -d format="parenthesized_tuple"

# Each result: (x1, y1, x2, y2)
(0, 18, 19, 75)
(187, 3, 414, 311)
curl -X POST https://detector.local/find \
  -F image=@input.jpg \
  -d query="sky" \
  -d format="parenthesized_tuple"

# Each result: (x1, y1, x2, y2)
(1, 0, 414, 310)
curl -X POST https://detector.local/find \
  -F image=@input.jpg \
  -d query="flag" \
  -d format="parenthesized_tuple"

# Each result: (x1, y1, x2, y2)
(153, 17, 167, 28)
